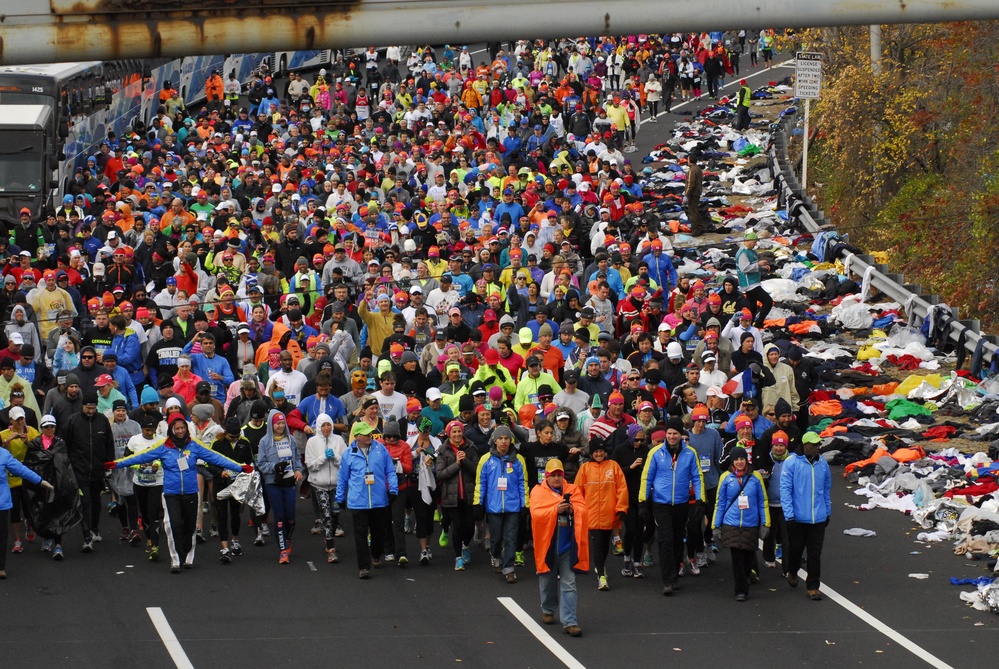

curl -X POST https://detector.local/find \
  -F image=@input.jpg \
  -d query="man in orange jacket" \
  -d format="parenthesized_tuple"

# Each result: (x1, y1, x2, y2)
(530, 458, 589, 637)
(575, 442, 628, 591)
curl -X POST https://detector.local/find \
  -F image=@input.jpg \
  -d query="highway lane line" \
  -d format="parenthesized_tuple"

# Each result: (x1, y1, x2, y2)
(763, 539, 956, 669)
(146, 607, 196, 669)
(497, 597, 587, 669)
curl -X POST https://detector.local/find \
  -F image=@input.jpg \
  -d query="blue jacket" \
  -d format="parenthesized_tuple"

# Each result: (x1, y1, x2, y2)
(642, 251, 678, 290)
(114, 436, 241, 496)
(110, 328, 143, 386)
(1, 448, 42, 510)
(181, 342, 235, 402)
(639, 442, 704, 505)
(712, 469, 769, 529)
(473, 448, 528, 514)
(335, 439, 397, 510)
(780, 453, 832, 524)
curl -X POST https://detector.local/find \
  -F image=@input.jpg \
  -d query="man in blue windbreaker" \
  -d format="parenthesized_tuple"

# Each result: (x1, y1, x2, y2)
(780, 431, 832, 601)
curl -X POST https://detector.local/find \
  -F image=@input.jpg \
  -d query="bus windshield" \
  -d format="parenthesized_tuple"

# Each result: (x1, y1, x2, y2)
(0, 131, 44, 192)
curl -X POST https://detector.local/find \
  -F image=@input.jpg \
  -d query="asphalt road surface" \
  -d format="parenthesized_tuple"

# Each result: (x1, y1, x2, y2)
(2, 467, 996, 668)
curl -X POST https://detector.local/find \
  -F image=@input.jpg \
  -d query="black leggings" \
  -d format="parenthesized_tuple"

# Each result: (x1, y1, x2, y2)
(623, 501, 655, 562)
(442, 502, 474, 558)
(386, 488, 410, 558)
(134, 485, 162, 546)
(115, 495, 139, 531)
(588, 529, 613, 576)
(213, 488, 243, 543)
(0, 508, 8, 570)
(163, 493, 199, 567)
(406, 486, 435, 540)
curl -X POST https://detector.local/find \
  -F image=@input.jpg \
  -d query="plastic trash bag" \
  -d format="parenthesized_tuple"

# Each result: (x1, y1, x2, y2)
(886, 326, 925, 349)
(21, 444, 82, 540)
(216, 470, 266, 516)
(913, 480, 936, 509)
(831, 296, 874, 329)
(980, 580, 999, 614)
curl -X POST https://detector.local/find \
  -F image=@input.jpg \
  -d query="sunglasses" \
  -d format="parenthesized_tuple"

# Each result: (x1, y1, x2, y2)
(765, 412, 776, 417)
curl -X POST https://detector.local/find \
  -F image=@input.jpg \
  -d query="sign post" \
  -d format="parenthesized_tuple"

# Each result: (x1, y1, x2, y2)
(794, 52, 822, 194)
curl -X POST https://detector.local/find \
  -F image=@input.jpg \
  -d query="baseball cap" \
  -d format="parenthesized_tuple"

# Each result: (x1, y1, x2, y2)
(544, 459, 565, 477)
(426, 388, 443, 402)
(706, 386, 728, 399)
(94, 374, 114, 387)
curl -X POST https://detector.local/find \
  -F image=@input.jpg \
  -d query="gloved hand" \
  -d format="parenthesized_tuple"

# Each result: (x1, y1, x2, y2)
(103, 461, 116, 471)
(616, 511, 627, 524)
(474, 504, 486, 521)
(241, 464, 254, 473)
(760, 525, 770, 540)
(325, 447, 335, 459)
(274, 461, 288, 475)
(389, 493, 398, 505)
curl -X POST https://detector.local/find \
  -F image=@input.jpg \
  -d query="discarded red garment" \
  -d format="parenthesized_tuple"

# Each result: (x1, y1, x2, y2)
(944, 479, 998, 499)
(808, 390, 835, 403)
(886, 354, 922, 370)
(921, 425, 956, 440)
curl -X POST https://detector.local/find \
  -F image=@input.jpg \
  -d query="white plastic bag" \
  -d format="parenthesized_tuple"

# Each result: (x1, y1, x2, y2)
(831, 296, 874, 329)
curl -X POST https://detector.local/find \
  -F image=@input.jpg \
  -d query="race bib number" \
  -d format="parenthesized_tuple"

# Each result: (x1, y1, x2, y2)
(699, 455, 711, 472)
(364, 473, 375, 485)
(497, 477, 508, 491)
(737, 494, 750, 510)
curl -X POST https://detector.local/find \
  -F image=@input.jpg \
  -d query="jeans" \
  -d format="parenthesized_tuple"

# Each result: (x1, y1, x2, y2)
(787, 521, 826, 590)
(652, 502, 689, 586)
(538, 550, 578, 628)
(487, 512, 520, 574)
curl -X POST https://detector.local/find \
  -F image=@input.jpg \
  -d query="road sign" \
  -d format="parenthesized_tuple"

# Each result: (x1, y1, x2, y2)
(795, 52, 822, 99)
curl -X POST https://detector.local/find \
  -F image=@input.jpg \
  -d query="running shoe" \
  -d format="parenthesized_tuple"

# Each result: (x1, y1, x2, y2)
(438, 530, 449, 548)
(454, 557, 465, 571)
(53, 547, 64, 561)
(597, 575, 609, 591)
(11, 540, 22, 553)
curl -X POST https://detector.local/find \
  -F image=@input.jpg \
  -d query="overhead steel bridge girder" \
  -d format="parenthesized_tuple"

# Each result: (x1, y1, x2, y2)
(0, 0, 996, 65)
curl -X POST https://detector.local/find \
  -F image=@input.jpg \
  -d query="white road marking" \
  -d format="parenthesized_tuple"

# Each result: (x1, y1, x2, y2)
(307, 561, 318, 572)
(497, 597, 587, 669)
(146, 607, 195, 669)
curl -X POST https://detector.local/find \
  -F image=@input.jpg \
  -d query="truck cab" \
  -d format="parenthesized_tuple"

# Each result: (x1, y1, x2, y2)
(0, 104, 55, 225)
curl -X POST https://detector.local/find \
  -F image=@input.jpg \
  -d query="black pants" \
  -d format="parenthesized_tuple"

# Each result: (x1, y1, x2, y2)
(731, 53, 741, 75)
(163, 493, 199, 567)
(652, 502, 689, 586)
(0, 508, 8, 571)
(134, 485, 162, 546)
(406, 486, 435, 540)
(703, 487, 718, 545)
(745, 285, 774, 329)
(730, 546, 755, 596)
(386, 488, 410, 559)
(623, 501, 655, 562)
(787, 521, 826, 590)
(115, 494, 139, 531)
(78, 480, 104, 541)
(350, 506, 389, 570)
(588, 529, 613, 576)
(735, 105, 751, 131)
(663, 83, 675, 112)
(649, 100, 659, 117)
(443, 502, 475, 558)
(762, 506, 789, 572)
(686, 502, 707, 558)
(213, 490, 242, 543)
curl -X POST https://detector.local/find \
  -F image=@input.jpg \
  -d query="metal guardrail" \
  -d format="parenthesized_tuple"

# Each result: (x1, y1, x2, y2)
(767, 109, 999, 371)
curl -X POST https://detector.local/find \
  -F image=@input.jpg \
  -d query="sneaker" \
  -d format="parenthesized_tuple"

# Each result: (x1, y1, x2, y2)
(311, 520, 323, 535)
(642, 550, 654, 567)
(358, 568, 370, 579)
(622, 557, 634, 577)
(149, 547, 160, 562)
(397, 555, 408, 567)
(82, 540, 94, 553)
(183, 561, 193, 570)
(327, 548, 339, 563)
(230, 540, 243, 556)
(750, 569, 760, 584)
(404, 513, 413, 534)
(491, 557, 502, 573)
(120, 528, 131, 542)
(461, 546, 471, 565)
(541, 613, 556, 625)
(807, 589, 823, 601)
(597, 575, 609, 591)
(678, 560, 686, 577)
(196, 529, 206, 544)
(219, 549, 232, 564)
(706, 547, 717, 564)
(11, 540, 22, 553)
(254, 529, 265, 546)
(633, 565, 645, 579)
(515, 551, 525, 566)
(210, 523, 219, 538)
(25, 528, 35, 542)
(505, 572, 518, 584)
(334, 527, 345, 538)
(454, 557, 465, 571)
(129, 530, 142, 545)
(41, 539, 54, 552)
(203, 502, 210, 514)
(420, 550, 430, 566)
(687, 558, 701, 576)
(371, 558, 383, 568)
(261, 523, 270, 537)
(775, 544, 783, 559)
(695, 552, 708, 568)
(662, 584, 674, 596)
(384, 553, 396, 562)
(735, 593, 747, 602)
(612, 538, 624, 555)
(279, 549, 290, 564)
(434, 509, 442, 522)
(765, 561, 777, 569)
(170, 563, 181, 574)
(53, 547, 64, 561)
(438, 530, 449, 548)
(91, 532, 102, 543)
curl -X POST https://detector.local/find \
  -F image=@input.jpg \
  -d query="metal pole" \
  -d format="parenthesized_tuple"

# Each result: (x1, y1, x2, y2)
(870, 25, 882, 74)
(802, 98, 809, 195)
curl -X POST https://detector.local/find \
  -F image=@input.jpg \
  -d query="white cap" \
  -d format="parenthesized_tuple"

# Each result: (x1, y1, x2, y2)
(9, 332, 23, 345)
(666, 342, 683, 359)
(165, 397, 183, 410)
(426, 388, 442, 402)
(9, 406, 25, 421)
(707, 386, 728, 399)
(92, 262, 105, 276)
(41, 414, 57, 427)
(107, 231, 117, 240)
(657, 322, 672, 332)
